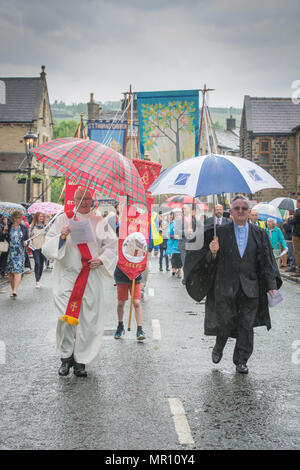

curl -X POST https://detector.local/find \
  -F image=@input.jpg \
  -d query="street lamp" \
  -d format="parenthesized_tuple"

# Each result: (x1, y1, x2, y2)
(24, 128, 38, 203)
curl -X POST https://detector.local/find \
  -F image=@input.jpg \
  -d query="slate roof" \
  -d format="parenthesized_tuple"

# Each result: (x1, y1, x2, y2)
(215, 128, 240, 152)
(244, 96, 300, 134)
(0, 77, 43, 122)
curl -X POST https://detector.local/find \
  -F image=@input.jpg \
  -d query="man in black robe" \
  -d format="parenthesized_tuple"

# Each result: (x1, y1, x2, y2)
(184, 195, 282, 374)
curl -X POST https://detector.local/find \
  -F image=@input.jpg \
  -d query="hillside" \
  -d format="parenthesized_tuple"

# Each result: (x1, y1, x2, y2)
(51, 101, 242, 130)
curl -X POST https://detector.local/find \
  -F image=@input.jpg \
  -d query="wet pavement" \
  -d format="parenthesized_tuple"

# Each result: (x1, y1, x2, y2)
(0, 256, 299, 450)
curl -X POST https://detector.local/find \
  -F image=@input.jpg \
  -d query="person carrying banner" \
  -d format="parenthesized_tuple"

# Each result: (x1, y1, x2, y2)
(42, 187, 118, 377)
(113, 265, 145, 341)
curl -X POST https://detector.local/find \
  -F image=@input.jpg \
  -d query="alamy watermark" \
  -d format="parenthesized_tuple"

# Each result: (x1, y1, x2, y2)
(291, 340, 300, 365)
(0, 80, 6, 104)
(291, 80, 300, 105)
(0, 340, 6, 364)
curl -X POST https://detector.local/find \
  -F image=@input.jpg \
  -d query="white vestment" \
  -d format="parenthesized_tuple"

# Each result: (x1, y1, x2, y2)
(42, 212, 118, 364)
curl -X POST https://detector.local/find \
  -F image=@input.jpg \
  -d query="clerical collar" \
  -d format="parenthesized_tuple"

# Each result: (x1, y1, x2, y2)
(234, 221, 248, 229)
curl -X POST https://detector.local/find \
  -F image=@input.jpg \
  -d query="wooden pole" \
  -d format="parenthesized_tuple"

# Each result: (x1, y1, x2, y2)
(124, 84, 132, 158)
(127, 278, 136, 331)
(198, 84, 215, 156)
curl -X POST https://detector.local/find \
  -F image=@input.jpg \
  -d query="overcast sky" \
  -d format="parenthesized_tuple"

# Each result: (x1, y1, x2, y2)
(1, 0, 300, 107)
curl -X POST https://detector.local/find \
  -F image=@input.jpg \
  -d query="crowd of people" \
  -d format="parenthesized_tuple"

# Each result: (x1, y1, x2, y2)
(0, 211, 52, 296)
(0, 195, 299, 378)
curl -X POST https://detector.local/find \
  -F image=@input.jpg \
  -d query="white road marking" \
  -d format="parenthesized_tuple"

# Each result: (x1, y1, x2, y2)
(148, 288, 155, 296)
(152, 319, 161, 340)
(168, 397, 195, 445)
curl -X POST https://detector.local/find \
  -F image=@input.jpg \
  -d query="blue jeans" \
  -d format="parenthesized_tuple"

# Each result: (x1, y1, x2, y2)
(159, 243, 169, 269)
(33, 249, 45, 282)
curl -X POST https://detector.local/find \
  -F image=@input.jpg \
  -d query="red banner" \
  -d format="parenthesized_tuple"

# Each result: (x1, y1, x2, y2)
(64, 178, 95, 213)
(118, 205, 150, 280)
(132, 158, 162, 192)
(64, 178, 80, 213)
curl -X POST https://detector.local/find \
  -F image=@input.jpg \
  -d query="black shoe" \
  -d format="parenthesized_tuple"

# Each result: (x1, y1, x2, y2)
(212, 347, 223, 364)
(285, 267, 296, 272)
(166, 267, 170, 271)
(114, 322, 125, 339)
(73, 361, 87, 377)
(137, 327, 145, 341)
(159, 267, 163, 271)
(58, 355, 74, 376)
(236, 363, 249, 374)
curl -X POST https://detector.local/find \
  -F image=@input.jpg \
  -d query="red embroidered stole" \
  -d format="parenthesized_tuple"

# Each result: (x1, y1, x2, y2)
(60, 212, 92, 326)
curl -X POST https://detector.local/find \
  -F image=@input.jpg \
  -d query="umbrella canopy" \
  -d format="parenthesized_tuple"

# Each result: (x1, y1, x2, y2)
(0, 201, 27, 216)
(32, 138, 147, 206)
(165, 195, 209, 210)
(28, 201, 64, 215)
(270, 197, 296, 212)
(149, 153, 283, 197)
(251, 202, 283, 223)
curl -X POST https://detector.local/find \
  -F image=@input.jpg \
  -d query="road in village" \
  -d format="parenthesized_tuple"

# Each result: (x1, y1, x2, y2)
(0, 253, 300, 451)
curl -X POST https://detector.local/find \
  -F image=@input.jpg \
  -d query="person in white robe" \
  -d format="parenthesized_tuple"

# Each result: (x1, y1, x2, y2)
(42, 188, 118, 377)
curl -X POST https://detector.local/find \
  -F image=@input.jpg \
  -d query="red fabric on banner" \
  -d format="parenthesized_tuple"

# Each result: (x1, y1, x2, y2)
(118, 206, 150, 280)
(132, 158, 162, 192)
(64, 178, 80, 213)
(64, 178, 95, 213)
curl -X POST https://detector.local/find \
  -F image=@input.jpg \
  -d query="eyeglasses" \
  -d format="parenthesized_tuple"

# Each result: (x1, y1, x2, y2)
(232, 206, 249, 211)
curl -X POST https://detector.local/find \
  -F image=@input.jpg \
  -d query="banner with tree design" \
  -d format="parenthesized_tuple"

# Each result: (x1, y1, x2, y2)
(137, 90, 199, 168)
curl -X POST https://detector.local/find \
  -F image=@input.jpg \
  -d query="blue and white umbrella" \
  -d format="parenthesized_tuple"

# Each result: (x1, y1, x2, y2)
(251, 202, 283, 223)
(149, 153, 283, 197)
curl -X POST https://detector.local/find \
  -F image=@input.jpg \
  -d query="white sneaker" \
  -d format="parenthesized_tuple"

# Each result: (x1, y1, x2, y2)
(36, 282, 40, 288)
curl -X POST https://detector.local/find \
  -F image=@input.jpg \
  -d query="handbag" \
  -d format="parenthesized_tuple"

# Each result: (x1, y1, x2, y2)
(0, 240, 9, 253)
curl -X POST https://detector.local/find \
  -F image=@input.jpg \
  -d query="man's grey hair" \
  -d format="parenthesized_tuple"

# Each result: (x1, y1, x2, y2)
(230, 195, 249, 208)
(267, 217, 276, 225)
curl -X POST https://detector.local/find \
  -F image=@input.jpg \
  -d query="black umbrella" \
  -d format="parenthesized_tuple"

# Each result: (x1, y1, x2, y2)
(270, 197, 296, 212)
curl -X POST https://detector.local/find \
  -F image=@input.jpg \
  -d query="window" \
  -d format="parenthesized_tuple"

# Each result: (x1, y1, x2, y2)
(259, 139, 271, 166)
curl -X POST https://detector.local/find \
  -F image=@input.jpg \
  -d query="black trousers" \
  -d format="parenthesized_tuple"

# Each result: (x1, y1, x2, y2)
(33, 249, 45, 282)
(215, 288, 258, 365)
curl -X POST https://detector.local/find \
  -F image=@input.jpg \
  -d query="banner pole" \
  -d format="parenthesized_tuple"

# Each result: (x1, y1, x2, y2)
(124, 84, 132, 158)
(127, 278, 136, 331)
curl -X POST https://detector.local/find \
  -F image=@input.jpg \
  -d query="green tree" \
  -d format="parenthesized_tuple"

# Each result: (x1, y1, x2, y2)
(53, 120, 79, 139)
(141, 100, 196, 162)
(51, 176, 65, 203)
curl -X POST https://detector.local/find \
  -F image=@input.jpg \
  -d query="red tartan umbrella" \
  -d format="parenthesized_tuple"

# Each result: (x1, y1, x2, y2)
(32, 138, 147, 206)
(165, 195, 209, 210)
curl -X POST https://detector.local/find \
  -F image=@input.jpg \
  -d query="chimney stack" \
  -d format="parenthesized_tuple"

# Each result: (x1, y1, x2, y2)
(226, 115, 236, 131)
(87, 93, 100, 120)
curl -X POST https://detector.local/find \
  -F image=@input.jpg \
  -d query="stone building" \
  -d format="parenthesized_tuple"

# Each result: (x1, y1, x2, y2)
(215, 116, 240, 156)
(240, 96, 300, 201)
(0, 66, 53, 203)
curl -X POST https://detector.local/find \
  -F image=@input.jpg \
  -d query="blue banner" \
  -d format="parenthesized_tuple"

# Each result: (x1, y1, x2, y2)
(137, 90, 199, 168)
(87, 120, 127, 154)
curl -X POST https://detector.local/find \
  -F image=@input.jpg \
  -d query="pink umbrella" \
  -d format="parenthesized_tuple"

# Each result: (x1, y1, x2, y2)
(28, 202, 63, 215)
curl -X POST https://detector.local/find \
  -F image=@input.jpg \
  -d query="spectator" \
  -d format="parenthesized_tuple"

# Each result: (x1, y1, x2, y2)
(30, 212, 46, 288)
(159, 214, 169, 272)
(166, 211, 182, 278)
(249, 210, 266, 228)
(0, 216, 9, 277)
(266, 218, 287, 268)
(289, 199, 300, 276)
(205, 204, 231, 226)
(283, 215, 297, 272)
(6, 210, 29, 298)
